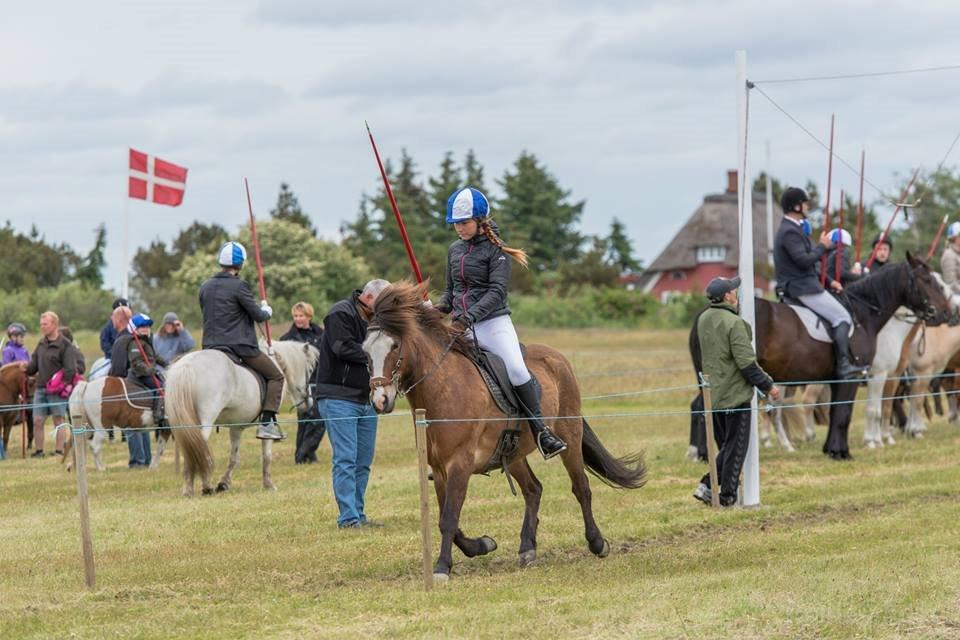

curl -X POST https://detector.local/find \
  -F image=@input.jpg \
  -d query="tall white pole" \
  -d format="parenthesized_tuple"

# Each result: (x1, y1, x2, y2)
(736, 50, 760, 507)
(122, 148, 130, 299)
(765, 141, 775, 270)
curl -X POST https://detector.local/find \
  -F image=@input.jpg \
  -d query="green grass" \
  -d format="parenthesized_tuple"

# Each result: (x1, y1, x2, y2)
(2, 328, 960, 639)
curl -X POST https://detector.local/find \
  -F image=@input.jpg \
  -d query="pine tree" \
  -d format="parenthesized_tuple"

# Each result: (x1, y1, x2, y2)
(606, 218, 641, 272)
(463, 149, 487, 194)
(73, 224, 107, 288)
(269, 183, 316, 236)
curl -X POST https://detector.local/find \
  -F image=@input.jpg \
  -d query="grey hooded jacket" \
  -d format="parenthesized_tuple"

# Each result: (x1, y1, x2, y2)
(437, 229, 511, 324)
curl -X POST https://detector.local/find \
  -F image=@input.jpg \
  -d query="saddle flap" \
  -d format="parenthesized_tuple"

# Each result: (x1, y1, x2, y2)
(471, 349, 521, 416)
(783, 302, 854, 344)
(211, 347, 268, 407)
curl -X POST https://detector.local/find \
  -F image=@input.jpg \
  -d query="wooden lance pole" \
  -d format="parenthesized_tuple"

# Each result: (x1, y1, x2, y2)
(700, 374, 721, 508)
(866, 168, 921, 269)
(855, 150, 866, 264)
(244, 178, 273, 348)
(928, 214, 950, 261)
(414, 408, 433, 589)
(820, 114, 835, 287)
(365, 122, 426, 286)
(834, 190, 844, 283)
(71, 424, 96, 588)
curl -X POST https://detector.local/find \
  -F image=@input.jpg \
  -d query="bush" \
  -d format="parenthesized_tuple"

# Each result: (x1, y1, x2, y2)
(0, 282, 117, 332)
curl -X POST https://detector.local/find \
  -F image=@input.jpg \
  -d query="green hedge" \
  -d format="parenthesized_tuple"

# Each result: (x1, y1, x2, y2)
(510, 288, 708, 329)
(0, 282, 117, 333)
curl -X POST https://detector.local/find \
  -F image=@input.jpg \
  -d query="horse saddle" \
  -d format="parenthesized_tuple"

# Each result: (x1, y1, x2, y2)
(779, 300, 855, 344)
(209, 346, 267, 405)
(110, 377, 154, 410)
(469, 348, 523, 417)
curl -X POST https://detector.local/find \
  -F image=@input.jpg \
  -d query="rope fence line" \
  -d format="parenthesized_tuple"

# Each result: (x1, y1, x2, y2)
(44, 386, 960, 435)
(751, 63, 960, 85)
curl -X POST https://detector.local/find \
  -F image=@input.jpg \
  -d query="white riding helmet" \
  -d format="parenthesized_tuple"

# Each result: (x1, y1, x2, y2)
(217, 241, 247, 267)
(830, 228, 852, 247)
(947, 222, 960, 240)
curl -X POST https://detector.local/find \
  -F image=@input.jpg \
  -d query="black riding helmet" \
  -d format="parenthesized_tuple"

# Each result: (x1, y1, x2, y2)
(781, 187, 810, 215)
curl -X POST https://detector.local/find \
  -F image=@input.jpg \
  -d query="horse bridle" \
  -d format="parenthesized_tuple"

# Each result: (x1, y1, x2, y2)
(845, 265, 939, 321)
(367, 325, 459, 398)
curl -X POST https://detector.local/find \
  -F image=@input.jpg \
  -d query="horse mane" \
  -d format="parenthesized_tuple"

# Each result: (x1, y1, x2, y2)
(845, 260, 911, 312)
(372, 281, 473, 353)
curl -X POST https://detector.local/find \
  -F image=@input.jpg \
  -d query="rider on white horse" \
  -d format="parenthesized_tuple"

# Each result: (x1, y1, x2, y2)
(436, 186, 567, 460)
(199, 242, 285, 441)
(773, 187, 862, 380)
(940, 222, 960, 310)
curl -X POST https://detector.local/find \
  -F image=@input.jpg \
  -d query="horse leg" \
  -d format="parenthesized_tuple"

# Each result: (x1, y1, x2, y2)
(198, 426, 216, 496)
(559, 440, 608, 558)
(907, 379, 930, 438)
(216, 427, 242, 492)
(864, 376, 885, 449)
(262, 438, 275, 491)
(823, 383, 854, 460)
(433, 463, 471, 580)
(801, 385, 818, 441)
(507, 457, 542, 567)
(771, 403, 795, 452)
(91, 429, 106, 471)
(758, 409, 772, 448)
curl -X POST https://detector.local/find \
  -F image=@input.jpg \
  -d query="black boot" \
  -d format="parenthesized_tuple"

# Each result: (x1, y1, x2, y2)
(832, 322, 864, 380)
(513, 377, 567, 460)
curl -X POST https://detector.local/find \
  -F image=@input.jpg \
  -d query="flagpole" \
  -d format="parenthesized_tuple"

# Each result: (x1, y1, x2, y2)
(123, 148, 130, 299)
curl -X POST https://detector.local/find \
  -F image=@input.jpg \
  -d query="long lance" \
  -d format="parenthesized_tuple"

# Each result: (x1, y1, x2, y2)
(927, 214, 949, 261)
(835, 190, 844, 283)
(865, 167, 921, 269)
(820, 114, 835, 287)
(365, 121, 425, 285)
(244, 178, 273, 348)
(855, 150, 865, 264)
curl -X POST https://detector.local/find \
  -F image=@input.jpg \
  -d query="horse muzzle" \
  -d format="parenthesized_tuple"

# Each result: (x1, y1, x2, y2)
(369, 378, 397, 414)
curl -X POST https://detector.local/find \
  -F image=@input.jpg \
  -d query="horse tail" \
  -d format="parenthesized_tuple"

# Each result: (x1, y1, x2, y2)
(580, 418, 647, 489)
(166, 362, 213, 479)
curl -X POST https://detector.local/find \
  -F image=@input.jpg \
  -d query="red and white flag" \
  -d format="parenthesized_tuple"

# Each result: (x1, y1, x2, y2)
(128, 148, 188, 207)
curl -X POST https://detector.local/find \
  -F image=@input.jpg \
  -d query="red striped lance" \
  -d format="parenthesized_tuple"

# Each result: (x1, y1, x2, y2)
(244, 178, 273, 347)
(855, 150, 865, 264)
(928, 214, 949, 261)
(820, 114, 835, 287)
(865, 167, 921, 269)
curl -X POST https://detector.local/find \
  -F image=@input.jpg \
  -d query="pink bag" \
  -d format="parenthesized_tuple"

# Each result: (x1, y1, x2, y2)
(45, 369, 84, 399)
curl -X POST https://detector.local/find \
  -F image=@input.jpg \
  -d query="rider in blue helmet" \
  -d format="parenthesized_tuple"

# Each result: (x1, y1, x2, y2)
(436, 187, 567, 459)
(199, 242, 285, 440)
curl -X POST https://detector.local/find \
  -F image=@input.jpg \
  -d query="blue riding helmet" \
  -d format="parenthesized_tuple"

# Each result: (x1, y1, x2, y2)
(446, 187, 489, 224)
(217, 241, 247, 267)
(131, 313, 153, 328)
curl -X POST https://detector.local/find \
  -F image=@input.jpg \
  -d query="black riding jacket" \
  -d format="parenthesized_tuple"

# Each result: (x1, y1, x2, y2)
(774, 217, 827, 298)
(198, 271, 270, 358)
(437, 229, 511, 324)
(313, 291, 371, 405)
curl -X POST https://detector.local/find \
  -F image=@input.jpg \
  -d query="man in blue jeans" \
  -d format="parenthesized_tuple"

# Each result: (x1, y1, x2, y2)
(314, 279, 391, 528)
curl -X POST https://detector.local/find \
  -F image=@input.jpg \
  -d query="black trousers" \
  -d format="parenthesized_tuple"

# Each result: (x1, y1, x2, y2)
(294, 405, 325, 463)
(699, 403, 751, 503)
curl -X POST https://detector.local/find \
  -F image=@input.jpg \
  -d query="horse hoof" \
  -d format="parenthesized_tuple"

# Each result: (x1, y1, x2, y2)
(215, 482, 229, 493)
(592, 538, 610, 558)
(865, 440, 877, 450)
(432, 573, 450, 585)
(518, 550, 537, 568)
(479, 536, 498, 555)
(202, 487, 215, 496)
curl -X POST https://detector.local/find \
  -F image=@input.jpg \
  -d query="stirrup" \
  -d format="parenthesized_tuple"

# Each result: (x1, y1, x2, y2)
(536, 431, 567, 460)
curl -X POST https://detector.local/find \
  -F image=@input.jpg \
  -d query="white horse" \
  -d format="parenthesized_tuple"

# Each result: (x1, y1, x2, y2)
(167, 341, 319, 496)
(862, 311, 922, 448)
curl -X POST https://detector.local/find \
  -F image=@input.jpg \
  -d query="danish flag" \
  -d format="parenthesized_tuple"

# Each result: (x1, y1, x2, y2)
(128, 148, 188, 206)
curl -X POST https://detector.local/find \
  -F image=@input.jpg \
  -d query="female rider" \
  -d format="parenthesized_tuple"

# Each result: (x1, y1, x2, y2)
(436, 187, 566, 459)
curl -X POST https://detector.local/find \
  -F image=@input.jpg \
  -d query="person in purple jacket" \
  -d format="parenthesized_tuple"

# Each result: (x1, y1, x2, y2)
(2, 323, 30, 365)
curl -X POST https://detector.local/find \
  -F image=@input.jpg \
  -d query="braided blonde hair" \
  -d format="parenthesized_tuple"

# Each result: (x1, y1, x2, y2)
(479, 219, 528, 268)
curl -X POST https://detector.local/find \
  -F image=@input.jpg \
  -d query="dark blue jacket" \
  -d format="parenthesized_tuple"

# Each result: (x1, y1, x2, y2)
(100, 320, 119, 359)
(774, 217, 827, 297)
(824, 247, 861, 285)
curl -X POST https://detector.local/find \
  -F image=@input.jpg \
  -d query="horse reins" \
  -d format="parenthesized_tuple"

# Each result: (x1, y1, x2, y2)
(367, 325, 460, 398)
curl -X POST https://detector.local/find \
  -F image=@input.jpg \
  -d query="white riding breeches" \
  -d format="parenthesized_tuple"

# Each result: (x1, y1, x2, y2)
(471, 315, 531, 386)
(797, 291, 852, 328)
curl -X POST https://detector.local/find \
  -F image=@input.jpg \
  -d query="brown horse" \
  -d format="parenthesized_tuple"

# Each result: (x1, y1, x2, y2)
(0, 363, 34, 453)
(363, 282, 647, 581)
(690, 254, 952, 459)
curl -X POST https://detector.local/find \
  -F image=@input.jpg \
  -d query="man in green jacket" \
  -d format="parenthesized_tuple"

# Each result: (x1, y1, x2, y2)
(695, 276, 780, 507)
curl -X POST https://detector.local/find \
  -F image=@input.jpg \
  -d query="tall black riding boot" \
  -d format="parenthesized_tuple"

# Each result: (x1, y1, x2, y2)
(513, 377, 567, 460)
(831, 322, 864, 380)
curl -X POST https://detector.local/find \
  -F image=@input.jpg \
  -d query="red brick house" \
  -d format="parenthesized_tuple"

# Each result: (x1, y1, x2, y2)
(640, 171, 772, 301)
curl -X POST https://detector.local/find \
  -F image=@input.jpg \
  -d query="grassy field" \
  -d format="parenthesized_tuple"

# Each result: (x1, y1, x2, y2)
(2, 328, 960, 639)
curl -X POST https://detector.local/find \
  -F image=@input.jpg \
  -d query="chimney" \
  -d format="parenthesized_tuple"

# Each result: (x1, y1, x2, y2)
(726, 170, 738, 194)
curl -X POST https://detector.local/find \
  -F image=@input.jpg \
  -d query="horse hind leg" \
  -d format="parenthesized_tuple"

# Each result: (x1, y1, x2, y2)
(560, 437, 608, 558)
(506, 457, 543, 568)
(216, 427, 243, 492)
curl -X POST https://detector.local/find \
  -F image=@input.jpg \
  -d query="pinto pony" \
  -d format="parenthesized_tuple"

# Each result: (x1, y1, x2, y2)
(363, 281, 646, 580)
(169, 341, 319, 496)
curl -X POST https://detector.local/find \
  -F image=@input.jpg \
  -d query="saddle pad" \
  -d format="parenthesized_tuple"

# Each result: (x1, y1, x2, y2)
(472, 349, 521, 417)
(114, 377, 153, 409)
(209, 347, 267, 405)
(784, 303, 854, 344)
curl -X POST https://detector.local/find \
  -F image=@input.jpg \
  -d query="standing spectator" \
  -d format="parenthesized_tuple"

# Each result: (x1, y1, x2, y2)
(4, 323, 33, 449)
(694, 276, 780, 507)
(280, 301, 325, 463)
(315, 279, 390, 528)
(100, 297, 129, 359)
(59, 327, 86, 376)
(3, 323, 29, 365)
(153, 312, 196, 364)
(21, 311, 76, 458)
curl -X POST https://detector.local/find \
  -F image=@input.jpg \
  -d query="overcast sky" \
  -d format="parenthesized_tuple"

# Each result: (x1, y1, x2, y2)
(3, 0, 959, 293)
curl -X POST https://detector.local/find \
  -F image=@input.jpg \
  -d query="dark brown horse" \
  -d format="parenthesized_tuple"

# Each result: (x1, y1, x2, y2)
(0, 363, 34, 453)
(363, 282, 646, 580)
(690, 253, 952, 459)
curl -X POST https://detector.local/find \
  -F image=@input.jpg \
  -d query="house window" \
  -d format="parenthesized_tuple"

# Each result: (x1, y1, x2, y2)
(696, 245, 727, 263)
(671, 271, 685, 280)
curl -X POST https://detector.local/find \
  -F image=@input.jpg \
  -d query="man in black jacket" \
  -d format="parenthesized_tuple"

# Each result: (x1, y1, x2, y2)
(315, 279, 390, 529)
(199, 242, 285, 440)
(774, 187, 861, 379)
